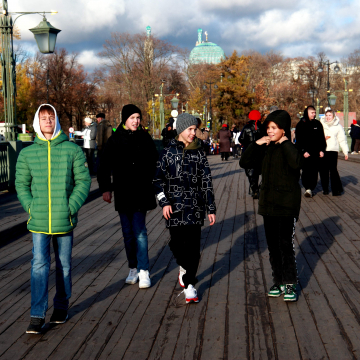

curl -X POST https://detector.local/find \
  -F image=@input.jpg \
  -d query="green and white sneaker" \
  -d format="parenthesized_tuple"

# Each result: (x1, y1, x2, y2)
(268, 284, 285, 297)
(284, 284, 297, 302)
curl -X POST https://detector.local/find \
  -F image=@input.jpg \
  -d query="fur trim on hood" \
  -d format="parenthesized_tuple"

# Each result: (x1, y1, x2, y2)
(33, 104, 61, 140)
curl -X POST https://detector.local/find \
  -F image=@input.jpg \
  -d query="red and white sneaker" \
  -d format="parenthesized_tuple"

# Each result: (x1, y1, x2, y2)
(178, 266, 186, 288)
(184, 285, 199, 304)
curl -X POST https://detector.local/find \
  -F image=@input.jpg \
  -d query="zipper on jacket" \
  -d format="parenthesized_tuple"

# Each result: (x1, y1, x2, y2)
(69, 214, 73, 227)
(27, 208, 32, 225)
(48, 141, 52, 233)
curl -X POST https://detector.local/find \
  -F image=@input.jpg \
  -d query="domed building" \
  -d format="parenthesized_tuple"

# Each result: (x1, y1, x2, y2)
(189, 29, 225, 64)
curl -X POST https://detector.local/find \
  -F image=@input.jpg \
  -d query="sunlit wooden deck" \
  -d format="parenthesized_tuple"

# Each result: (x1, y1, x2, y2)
(1, 155, 360, 360)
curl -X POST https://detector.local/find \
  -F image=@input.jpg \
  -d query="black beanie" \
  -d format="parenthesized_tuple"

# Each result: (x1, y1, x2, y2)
(263, 110, 291, 139)
(122, 104, 142, 124)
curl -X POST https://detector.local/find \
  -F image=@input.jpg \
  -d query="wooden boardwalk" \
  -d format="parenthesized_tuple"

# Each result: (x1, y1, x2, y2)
(1, 156, 360, 360)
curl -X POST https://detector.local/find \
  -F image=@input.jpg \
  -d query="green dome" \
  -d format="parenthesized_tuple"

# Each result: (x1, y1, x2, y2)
(189, 29, 225, 64)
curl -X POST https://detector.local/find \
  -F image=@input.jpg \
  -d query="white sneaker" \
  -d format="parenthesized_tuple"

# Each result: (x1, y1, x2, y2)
(304, 189, 312, 198)
(139, 270, 151, 288)
(126, 268, 139, 284)
(351, 151, 358, 155)
(184, 285, 199, 304)
(178, 266, 186, 288)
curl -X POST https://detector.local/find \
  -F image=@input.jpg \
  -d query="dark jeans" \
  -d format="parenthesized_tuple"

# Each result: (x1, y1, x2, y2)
(263, 216, 297, 285)
(221, 152, 229, 160)
(31, 232, 73, 318)
(245, 168, 259, 195)
(169, 225, 201, 287)
(351, 138, 355, 152)
(355, 139, 360, 152)
(301, 156, 320, 191)
(119, 211, 149, 271)
(84, 148, 95, 175)
(319, 151, 343, 193)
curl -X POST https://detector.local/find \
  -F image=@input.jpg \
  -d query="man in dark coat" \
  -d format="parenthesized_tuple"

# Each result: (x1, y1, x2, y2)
(161, 118, 177, 146)
(295, 105, 326, 197)
(97, 104, 158, 289)
(239, 110, 262, 198)
(96, 113, 113, 157)
(218, 124, 231, 160)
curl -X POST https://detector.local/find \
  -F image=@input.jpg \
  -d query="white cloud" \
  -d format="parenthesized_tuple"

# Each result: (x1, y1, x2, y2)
(77, 50, 102, 71)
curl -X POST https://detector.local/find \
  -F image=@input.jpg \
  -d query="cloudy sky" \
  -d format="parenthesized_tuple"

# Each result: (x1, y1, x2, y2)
(9, 0, 359, 72)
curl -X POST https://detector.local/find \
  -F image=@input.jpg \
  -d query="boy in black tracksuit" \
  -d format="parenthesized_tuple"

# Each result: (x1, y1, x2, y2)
(240, 110, 302, 301)
(295, 106, 326, 197)
(153, 113, 216, 304)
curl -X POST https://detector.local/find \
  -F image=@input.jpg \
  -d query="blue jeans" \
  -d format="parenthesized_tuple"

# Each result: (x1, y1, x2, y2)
(118, 211, 149, 271)
(31, 232, 73, 318)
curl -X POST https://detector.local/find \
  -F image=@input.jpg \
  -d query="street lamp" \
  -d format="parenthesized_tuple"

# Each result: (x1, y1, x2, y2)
(327, 79, 353, 130)
(1, 0, 60, 141)
(317, 59, 340, 106)
(203, 81, 218, 130)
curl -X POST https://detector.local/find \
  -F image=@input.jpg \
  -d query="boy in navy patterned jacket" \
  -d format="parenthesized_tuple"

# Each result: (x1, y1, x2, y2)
(153, 113, 216, 304)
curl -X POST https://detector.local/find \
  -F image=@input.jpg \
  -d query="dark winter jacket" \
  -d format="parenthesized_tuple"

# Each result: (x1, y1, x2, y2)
(350, 124, 360, 139)
(96, 119, 113, 151)
(218, 128, 231, 152)
(97, 125, 158, 212)
(240, 141, 302, 217)
(161, 125, 177, 147)
(239, 120, 262, 151)
(153, 138, 216, 227)
(295, 109, 326, 156)
(88, 122, 97, 149)
(240, 110, 303, 217)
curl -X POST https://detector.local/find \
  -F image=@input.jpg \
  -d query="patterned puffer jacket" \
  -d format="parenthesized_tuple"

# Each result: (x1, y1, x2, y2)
(15, 131, 91, 234)
(153, 138, 216, 227)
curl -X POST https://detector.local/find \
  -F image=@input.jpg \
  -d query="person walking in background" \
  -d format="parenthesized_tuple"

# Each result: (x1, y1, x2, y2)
(349, 120, 358, 154)
(239, 110, 262, 198)
(96, 112, 113, 160)
(295, 105, 326, 197)
(16, 104, 91, 334)
(97, 104, 158, 289)
(218, 123, 231, 160)
(153, 113, 216, 304)
(319, 109, 348, 196)
(81, 117, 97, 175)
(350, 120, 360, 154)
(161, 118, 177, 147)
(240, 110, 302, 302)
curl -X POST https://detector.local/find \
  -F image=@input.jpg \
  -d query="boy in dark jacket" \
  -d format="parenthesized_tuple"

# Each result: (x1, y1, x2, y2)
(295, 106, 326, 197)
(153, 113, 216, 304)
(98, 104, 158, 289)
(16, 104, 91, 334)
(240, 110, 302, 302)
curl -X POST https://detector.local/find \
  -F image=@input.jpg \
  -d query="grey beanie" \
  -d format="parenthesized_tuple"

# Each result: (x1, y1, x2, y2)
(176, 113, 198, 135)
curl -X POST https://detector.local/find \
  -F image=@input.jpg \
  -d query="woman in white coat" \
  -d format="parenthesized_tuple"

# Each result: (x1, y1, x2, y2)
(319, 109, 348, 196)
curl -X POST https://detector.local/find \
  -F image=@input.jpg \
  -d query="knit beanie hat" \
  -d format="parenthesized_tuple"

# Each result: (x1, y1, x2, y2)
(176, 113, 198, 135)
(248, 110, 261, 121)
(121, 104, 142, 124)
(263, 110, 291, 139)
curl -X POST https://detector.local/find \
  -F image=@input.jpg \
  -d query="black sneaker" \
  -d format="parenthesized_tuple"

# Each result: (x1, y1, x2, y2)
(26, 317, 45, 334)
(50, 309, 68, 324)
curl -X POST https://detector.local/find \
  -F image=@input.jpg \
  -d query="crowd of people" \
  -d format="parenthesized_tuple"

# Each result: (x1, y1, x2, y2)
(15, 101, 351, 334)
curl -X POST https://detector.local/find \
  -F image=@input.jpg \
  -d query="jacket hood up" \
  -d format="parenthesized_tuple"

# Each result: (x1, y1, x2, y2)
(263, 110, 291, 140)
(33, 104, 61, 140)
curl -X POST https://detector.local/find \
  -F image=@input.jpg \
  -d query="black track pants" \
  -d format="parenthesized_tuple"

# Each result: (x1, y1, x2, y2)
(301, 156, 320, 191)
(263, 216, 298, 285)
(319, 151, 343, 193)
(169, 225, 201, 288)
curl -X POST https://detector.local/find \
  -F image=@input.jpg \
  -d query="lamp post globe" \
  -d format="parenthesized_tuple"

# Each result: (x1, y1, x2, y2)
(328, 94, 337, 106)
(170, 96, 179, 110)
(29, 17, 61, 54)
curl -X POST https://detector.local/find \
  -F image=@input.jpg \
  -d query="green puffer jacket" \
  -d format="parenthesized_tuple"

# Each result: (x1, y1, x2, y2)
(15, 131, 91, 234)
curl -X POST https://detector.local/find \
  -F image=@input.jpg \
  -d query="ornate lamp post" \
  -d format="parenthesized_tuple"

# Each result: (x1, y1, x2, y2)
(203, 81, 218, 130)
(1, 0, 60, 141)
(155, 80, 179, 131)
(327, 79, 353, 130)
(317, 60, 340, 106)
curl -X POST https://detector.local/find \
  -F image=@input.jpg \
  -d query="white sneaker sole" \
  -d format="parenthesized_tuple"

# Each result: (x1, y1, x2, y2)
(139, 282, 151, 289)
(50, 314, 68, 324)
